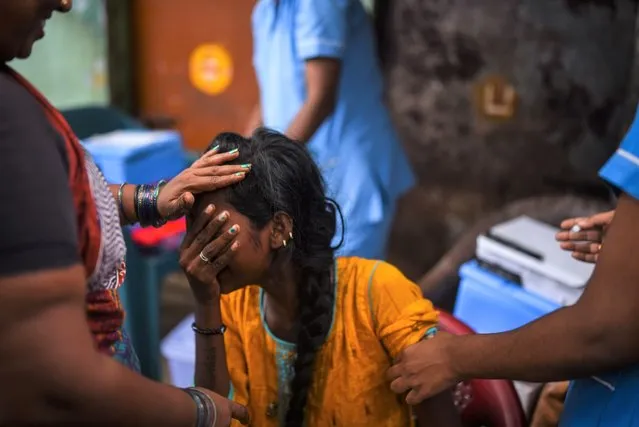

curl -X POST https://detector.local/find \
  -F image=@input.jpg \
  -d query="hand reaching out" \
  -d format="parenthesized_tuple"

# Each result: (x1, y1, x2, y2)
(555, 210, 615, 263)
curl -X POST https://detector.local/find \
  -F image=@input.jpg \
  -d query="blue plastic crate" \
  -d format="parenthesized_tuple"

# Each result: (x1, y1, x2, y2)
(454, 260, 560, 334)
(82, 130, 186, 184)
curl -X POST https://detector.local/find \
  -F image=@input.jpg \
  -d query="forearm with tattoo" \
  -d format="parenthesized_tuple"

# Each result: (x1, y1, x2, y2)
(194, 301, 230, 396)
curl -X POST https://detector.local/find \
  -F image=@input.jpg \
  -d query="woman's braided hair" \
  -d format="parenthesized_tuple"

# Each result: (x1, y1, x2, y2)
(206, 128, 342, 426)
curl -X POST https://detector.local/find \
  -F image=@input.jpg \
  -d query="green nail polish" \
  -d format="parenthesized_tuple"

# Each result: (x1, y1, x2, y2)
(229, 225, 238, 234)
(241, 163, 252, 169)
(235, 172, 245, 177)
(228, 148, 239, 154)
(211, 144, 220, 152)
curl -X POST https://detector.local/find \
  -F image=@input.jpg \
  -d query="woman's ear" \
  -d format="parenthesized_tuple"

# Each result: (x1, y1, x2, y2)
(269, 211, 294, 250)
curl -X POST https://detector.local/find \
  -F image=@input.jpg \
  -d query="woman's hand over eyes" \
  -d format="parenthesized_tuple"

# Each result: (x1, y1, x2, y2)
(179, 204, 240, 302)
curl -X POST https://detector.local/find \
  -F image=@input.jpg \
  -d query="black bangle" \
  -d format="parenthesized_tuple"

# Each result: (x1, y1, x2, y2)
(134, 184, 142, 223)
(151, 180, 168, 228)
(192, 322, 227, 336)
(134, 182, 168, 228)
(183, 387, 217, 427)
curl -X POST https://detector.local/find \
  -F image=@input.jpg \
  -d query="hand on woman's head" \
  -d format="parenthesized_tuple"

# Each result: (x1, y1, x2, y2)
(189, 129, 340, 290)
(0, 0, 71, 62)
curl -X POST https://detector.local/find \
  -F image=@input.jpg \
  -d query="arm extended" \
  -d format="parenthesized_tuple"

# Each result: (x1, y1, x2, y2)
(449, 194, 639, 383)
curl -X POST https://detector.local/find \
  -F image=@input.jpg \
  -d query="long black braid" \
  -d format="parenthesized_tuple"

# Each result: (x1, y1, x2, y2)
(206, 128, 343, 426)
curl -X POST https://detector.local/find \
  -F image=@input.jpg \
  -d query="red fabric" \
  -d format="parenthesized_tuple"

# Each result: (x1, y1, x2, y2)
(438, 311, 527, 427)
(9, 69, 123, 354)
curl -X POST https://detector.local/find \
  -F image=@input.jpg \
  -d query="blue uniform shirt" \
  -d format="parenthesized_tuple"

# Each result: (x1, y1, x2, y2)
(251, 0, 415, 252)
(560, 109, 639, 427)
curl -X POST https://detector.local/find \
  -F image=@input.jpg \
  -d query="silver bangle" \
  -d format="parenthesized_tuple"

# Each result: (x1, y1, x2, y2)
(117, 182, 130, 222)
(211, 396, 218, 427)
(183, 387, 216, 427)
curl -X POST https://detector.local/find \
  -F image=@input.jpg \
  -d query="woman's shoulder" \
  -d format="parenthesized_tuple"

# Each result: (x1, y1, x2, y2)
(335, 257, 419, 303)
(336, 257, 412, 287)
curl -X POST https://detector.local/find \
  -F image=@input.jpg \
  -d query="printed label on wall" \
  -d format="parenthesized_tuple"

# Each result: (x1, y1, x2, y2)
(473, 74, 518, 121)
(188, 44, 233, 96)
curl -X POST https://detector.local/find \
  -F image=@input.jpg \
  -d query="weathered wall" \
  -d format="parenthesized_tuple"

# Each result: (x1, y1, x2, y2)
(381, 0, 639, 278)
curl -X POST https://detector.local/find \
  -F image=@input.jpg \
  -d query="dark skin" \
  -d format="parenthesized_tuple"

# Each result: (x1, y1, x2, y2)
(555, 210, 615, 263)
(0, 1, 248, 425)
(248, 58, 340, 143)
(388, 194, 639, 405)
(181, 195, 462, 427)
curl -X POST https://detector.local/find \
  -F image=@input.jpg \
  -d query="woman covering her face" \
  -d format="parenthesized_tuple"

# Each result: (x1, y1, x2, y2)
(181, 129, 462, 427)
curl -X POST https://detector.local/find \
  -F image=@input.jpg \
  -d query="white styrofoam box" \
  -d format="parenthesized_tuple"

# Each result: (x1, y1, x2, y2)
(476, 216, 595, 306)
(82, 130, 186, 184)
(161, 313, 196, 388)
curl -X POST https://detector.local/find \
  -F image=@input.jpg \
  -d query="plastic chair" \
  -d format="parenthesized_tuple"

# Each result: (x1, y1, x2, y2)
(438, 310, 527, 427)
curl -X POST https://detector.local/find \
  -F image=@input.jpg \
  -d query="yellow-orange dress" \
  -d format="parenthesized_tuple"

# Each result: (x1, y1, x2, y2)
(221, 257, 438, 426)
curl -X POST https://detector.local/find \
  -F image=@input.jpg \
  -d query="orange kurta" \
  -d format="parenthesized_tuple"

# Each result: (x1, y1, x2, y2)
(221, 257, 438, 426)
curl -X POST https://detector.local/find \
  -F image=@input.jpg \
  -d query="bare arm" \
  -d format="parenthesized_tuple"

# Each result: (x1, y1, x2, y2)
(0, 266, 198, 427)
(285, 58, 340, 143)
(450, 194, 639, 382)
(194, 300, 230, 395)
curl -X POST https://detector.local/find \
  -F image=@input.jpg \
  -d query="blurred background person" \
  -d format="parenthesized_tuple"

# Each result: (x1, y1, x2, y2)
(245, 0, 415, 259)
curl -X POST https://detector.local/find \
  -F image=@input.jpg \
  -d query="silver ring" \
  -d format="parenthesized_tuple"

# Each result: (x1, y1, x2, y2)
(199, 252, 210, 263)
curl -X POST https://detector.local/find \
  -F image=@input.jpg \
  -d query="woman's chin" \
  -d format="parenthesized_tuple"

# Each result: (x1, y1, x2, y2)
(218, 273, 242, 294)
(219, 282, 245, 295)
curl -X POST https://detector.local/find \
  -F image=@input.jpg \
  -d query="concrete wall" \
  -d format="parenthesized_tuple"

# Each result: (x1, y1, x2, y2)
(381, 0, 639, 278)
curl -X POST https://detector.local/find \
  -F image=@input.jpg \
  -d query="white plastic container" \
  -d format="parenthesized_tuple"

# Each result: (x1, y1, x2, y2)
(476, 215, 594, 306)
(161, 314, 196, 388)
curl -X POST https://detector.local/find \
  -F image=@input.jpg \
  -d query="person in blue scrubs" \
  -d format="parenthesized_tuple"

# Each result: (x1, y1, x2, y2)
(386, 107, 639, 427)
(246, 0, 415, 259)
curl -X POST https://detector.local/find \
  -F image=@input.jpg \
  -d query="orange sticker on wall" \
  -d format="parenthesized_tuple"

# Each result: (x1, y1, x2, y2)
(188, 44, 233, 96)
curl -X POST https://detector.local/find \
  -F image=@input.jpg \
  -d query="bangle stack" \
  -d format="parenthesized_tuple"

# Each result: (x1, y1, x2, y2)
(133, 180, 167, 228)
(183, 387, 218, 427)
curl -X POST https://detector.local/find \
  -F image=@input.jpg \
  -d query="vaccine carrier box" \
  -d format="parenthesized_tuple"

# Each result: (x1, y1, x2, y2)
(82, 130, 186, 184)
